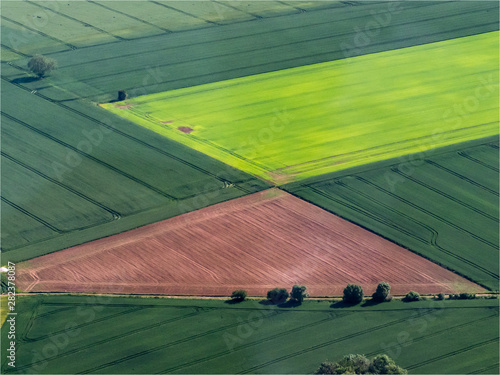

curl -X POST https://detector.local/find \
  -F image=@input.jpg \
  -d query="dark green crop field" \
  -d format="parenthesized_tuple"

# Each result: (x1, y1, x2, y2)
(0, 81, 269, 262)
(2, 1, 498, 102)
(285, 138, 499, 291)
(1, 295, 498, 374)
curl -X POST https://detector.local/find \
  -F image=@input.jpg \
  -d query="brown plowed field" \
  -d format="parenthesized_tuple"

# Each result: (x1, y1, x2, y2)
(17, 189, 485, 296)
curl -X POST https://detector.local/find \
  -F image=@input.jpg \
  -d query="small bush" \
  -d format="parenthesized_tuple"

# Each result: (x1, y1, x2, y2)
(372, 282, 391, 302)
(404, 291, 421, 302)
(437, 293, 445, 300)
(343, 284, 364, 304)
(459, 293, 476, 300)
(267, 288, 289, 304)
(449, 293, 477, 300)
(231, 290, 247, 302)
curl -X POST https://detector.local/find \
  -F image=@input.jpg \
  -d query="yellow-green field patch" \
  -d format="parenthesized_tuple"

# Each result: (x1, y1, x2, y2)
(102, 31, 499, 184)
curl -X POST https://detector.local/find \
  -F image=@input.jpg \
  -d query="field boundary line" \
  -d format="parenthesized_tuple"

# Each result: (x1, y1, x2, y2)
(0, 109, 177, 200)
(211, 0, 263, 19)
(390, 167, 498, 222)
(158, 313, 349, 373)
(0, 197, 64, 233)
(10, 308, 209, 372)
(426, 160, 498, 195)
(149, 1, 221, 26)
(0, 15, 77, 50)
(238, 310, 438, 374)
(355, 176, 497, 249)
(406, 337, 499, 371)
(365, 312, 499, 358)
(26, 0, 126, 42)
(0, 44, 31, 58)
(17, 299, 42, 344)
(77, 310, 288, 374)
(458, 151, 499, 172)
(32, 305, 75, 320)
(87, 1, 172, 33)
(1, 151, 121, 219)
(470, 362, 500, 374)
(308, 185, 432, 244)
(24, 306, 146, 342)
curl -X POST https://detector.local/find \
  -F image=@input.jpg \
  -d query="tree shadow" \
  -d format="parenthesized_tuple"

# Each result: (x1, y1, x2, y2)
(224, 298, 244, 304)
(258, 300, 274, 306)
(361, 298, 384, 307)
(277, 300, 301, 308)
(330, 300, 361, 308)
(11, 76, 40, 84)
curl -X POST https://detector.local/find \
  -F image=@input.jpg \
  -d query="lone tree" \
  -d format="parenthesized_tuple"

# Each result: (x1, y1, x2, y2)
(343, 284, 364, 304)
(267, 288, 289, 304)
(118, 90, 127, 101)
(373, 281, 392, 302)
(231, 290, 247, 302)
(27, 54, 57, 78)
(290, 285, 309, 304)
(315, 354, 407, 374)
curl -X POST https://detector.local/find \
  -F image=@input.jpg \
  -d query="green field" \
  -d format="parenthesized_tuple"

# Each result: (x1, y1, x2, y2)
(285, 138, 499, 291)
(0, 81, 269, 263)
(102, 31, 499, 184)
(1, 295, 498, 374)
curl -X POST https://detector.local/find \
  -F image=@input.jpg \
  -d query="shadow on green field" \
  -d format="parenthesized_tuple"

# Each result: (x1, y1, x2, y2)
(11, 77, 40, 84)
(330, 300, 361, 308)
(277, 300, 301, 308)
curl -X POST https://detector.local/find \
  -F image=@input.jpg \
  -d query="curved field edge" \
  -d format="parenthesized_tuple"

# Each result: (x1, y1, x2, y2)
(1, 295, 498, 374)
(283, 136, 499, 291)
(101, 31, 499, 184)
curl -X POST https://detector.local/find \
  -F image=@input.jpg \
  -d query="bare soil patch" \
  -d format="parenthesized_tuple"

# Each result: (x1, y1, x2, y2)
(177, 126, 193, 133)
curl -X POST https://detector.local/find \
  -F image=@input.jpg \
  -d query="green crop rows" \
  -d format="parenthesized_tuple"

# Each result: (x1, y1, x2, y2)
(1, 296, 498, 374)
(285, 139, 499, 290)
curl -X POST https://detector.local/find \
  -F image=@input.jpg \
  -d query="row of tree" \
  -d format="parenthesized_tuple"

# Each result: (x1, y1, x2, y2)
(231, 282, 412, 304)
(230, 282, 459, 304)
(231, 285, 309, 303)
